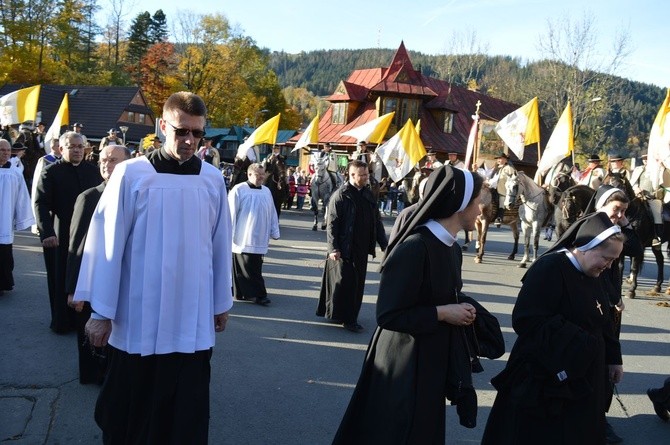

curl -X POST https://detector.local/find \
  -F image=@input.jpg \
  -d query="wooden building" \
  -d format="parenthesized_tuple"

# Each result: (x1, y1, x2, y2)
(291, 42, 544, 174)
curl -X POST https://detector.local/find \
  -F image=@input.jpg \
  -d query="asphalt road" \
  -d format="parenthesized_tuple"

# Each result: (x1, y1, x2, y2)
(1, 208, 670, 444)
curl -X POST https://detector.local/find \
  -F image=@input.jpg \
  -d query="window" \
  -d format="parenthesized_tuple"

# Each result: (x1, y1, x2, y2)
(138, 113, 145, 124)
(331, 103, 346, 124)
(127, 111, 135, 123)
(381, 97, 420, 128)
(443, 111, 454, 133)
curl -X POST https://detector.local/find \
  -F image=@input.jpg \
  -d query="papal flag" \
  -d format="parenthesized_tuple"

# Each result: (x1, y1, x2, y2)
(648, 89, 670, 189)
(537, 102, 573, 177)
(494, 97, 540, 160)
(0, 85, 41, 126)
(376, 119, 426, 183)
(292, 114, 319, 152)
(236, 113, 281, 160)
(44, 93, 69, 154)
(341, 111, 395, 144)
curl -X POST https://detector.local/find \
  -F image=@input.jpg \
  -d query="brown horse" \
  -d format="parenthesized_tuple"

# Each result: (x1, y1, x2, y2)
(472, 187, 520, 263)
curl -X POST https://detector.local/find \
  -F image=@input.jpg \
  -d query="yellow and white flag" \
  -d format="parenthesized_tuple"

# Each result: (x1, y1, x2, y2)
(648, 89, 670, 189)
(341, 112, 395, 144)
(494, 97, 540, 160)
(537, 102, 573, 177)
(0, 85, 41, 126)
(236, 113, 281, 160)
(292, 114, 319, 152)
(376, 119, 426, 183)
(44, 93, 69, 154)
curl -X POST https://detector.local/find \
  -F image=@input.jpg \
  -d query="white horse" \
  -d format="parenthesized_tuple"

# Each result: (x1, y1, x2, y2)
(310, 153, 340, 231)
(504, 171, 552, 268)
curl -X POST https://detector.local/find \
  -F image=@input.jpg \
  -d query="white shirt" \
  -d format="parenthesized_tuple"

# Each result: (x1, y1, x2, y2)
(0, 167, 34, 244)
(74, 157, 233, 356)
(228, 182, 280, 254)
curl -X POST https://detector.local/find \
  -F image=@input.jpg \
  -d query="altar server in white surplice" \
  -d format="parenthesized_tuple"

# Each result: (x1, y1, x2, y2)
(0, 139, 35, 294)
(73, 92, 232, 445)
(229, 162, 280, 306)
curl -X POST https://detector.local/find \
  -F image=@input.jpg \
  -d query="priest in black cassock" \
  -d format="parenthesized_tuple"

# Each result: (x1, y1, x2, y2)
(333, 166, 497, 444)
(65, 144, 130, 384)
(316, 159, 388, 333)
(34, 131, 102, 334)
(482, 212, 625, 445)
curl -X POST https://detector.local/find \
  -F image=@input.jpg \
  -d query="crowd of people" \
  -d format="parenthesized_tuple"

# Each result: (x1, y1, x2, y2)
(2, 92, 670, 444)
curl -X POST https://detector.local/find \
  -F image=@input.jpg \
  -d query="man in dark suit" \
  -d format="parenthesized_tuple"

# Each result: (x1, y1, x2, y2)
(65, 144, 130, 384)
(34, 131, 102, 334)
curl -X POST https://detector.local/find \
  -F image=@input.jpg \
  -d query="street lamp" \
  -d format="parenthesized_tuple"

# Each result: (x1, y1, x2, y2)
(254, 109, 269, 127)
(119, 125, 129, 144)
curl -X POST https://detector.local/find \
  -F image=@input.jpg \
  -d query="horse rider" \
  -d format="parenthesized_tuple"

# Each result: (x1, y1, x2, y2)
(351, 140, 371, 164)
(577, 153, 606, 190)
(631, 151, 664, 246)
(423, 151, 443, 169)
(447, 151, 465, 169)
(312, 142, 338, 185)
(609, 152, 630, 181)
(491, 151, 516, 227)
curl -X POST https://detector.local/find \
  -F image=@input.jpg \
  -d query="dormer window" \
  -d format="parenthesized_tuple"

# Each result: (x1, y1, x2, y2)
(443, 111, 454, 133)
(332, 103, 346, 124)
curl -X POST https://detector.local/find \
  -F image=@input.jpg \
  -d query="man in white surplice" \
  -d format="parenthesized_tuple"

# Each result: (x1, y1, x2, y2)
(0, 139, 34, 294)
(229, 162, 280, 306)
(73, 92, 232, 444)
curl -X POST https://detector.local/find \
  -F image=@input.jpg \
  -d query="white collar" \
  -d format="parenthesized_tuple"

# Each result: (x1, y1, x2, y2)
(422, 219, 457, 247)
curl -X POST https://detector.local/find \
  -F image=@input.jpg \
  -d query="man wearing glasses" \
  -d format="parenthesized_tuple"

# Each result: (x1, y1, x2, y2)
(34, 131, 102, 334)
(74, 92, 232, 444)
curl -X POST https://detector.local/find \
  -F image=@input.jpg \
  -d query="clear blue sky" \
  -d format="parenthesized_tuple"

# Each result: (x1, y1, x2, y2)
(118, 0, 668, 88)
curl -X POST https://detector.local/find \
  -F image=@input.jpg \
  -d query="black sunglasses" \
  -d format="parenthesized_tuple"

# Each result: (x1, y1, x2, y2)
(164, 120, 206, 139)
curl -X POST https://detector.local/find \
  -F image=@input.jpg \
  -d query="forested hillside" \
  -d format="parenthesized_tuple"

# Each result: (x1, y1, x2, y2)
(271, 48, 665, 156)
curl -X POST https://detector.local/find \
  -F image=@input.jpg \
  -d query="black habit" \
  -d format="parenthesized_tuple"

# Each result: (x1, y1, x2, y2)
(34, 160, 102, 333)
(65, 182, 108, 384)
(333, 227, 474, 444)
(481, 251, 622, 445)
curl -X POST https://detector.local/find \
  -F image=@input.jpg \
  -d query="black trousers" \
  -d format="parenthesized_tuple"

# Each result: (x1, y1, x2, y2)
(96, 346, 212, 445)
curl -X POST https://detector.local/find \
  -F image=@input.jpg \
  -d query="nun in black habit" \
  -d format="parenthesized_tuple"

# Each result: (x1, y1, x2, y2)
(332, 165, 502, 444)
(482, 212, 625, 445)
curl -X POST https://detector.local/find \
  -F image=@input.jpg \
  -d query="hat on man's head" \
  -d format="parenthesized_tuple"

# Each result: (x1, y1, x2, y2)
(152, 136, 161, 142)
(608, 152, 624, 161)
(73, 122, 83, 128)
(641, 150, 648, 158)
(11, 142, 26, 151)
(108, 128, 117, 135)
(586, 153, 601, 163)
(447, 151, 460, 155)
(426, 151, 437, 156)
(494, 152, 509, 159)
(358, 140, 367, 146)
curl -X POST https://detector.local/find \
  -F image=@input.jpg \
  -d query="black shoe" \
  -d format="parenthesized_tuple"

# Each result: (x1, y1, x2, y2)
(343, 322, 364, 333)
(494, 217, 502, 228)
(605, 422, 623, 444)
(647, 388, 670, 421)
(254, 297, 271, 306)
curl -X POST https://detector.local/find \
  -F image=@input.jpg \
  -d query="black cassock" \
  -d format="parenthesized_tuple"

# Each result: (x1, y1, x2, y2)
(65, 182, 108, 384)
(482, 251, 622, 445)
(333, 228, 473, 445)
(34, 160, 102, 333)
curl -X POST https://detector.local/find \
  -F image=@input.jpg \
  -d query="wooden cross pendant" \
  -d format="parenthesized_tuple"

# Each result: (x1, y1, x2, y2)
(596, 300, 603, 315)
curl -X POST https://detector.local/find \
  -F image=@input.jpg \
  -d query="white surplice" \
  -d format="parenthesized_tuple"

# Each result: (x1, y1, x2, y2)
(0, 167, 34, 244)
(228, 183, 280, 254)
(74, 157, 233, 356)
